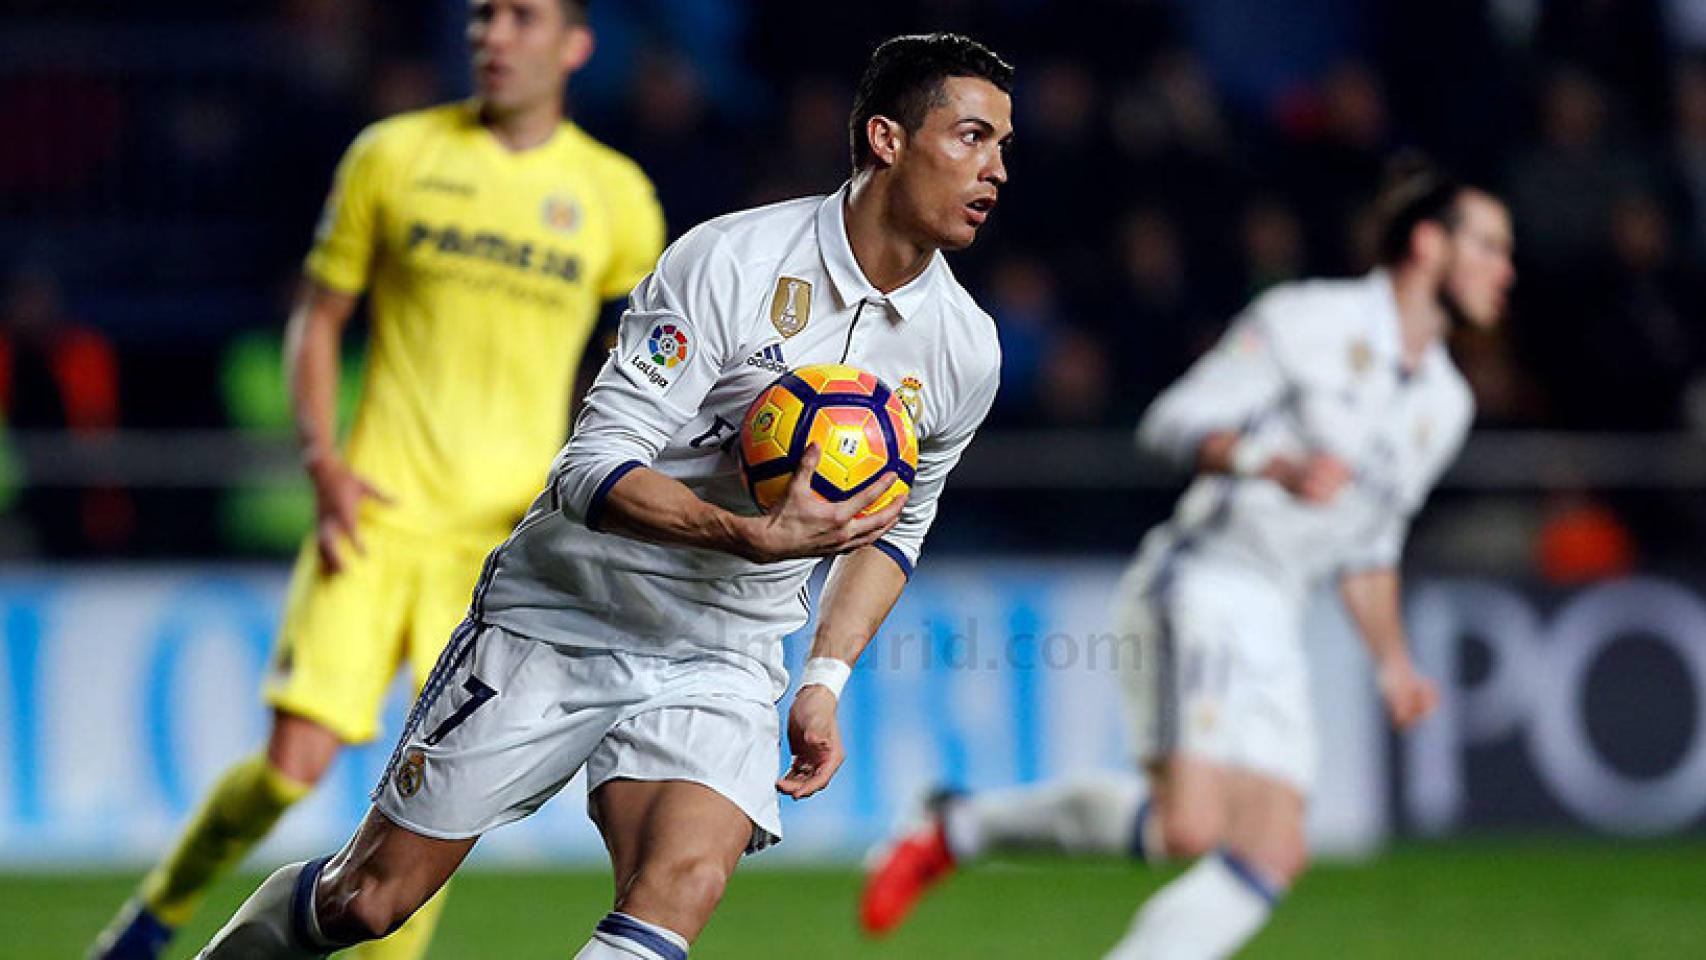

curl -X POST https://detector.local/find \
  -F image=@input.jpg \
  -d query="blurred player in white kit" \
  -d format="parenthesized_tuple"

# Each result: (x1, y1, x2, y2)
(862, 157, 1516, 959)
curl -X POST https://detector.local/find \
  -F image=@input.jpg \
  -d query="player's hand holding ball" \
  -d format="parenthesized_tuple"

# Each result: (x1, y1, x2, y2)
(737, 364, 918, 562)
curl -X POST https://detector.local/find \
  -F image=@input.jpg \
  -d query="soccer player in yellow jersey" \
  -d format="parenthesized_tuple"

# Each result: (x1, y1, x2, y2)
(91, 2, 663, 958)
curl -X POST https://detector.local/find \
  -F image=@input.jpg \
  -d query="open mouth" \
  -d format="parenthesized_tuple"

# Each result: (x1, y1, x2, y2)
(966, 196, 996, 224)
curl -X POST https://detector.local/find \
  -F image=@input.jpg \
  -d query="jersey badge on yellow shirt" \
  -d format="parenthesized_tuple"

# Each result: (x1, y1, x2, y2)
(542, 193, 582, 234)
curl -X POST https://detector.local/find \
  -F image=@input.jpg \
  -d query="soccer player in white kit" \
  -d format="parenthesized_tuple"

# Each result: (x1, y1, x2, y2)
(861, 160, 1516, 959)
(193, 33, 1012, 960)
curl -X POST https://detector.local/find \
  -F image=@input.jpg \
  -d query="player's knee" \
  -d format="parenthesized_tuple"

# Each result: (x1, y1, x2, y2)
(1156, 806, 1222, 861)
(318, 865, 418, 943)
(1266, 835, 1309, 885)
(635, 854, 731, 921)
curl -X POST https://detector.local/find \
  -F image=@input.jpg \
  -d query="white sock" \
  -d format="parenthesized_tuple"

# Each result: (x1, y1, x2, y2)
(1104, 850, 1282, 960)
(194, 857, 341, 959)
(575, 912, 690, 960)
(945, 774, 1146, 860)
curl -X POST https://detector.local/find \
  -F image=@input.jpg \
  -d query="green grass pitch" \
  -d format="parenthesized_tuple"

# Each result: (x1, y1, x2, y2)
(14, 839, 1705, 958)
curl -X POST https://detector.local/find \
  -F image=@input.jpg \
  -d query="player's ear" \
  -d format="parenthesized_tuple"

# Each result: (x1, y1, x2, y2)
(866, 115, 904, 169)
(1414, 220, 1449, 267)
(560, 23, 594, 73)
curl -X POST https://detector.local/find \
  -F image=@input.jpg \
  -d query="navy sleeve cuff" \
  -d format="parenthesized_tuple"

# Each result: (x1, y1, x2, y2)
(585, 460, 645, 532)
(872, 539, 914, 579)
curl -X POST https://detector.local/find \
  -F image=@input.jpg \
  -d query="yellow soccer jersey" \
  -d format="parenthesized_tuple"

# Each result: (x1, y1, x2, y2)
(305, 101, 664, 543)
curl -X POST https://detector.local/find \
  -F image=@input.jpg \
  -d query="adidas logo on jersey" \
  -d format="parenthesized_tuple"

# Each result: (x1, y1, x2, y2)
(745, 343, 788, 373)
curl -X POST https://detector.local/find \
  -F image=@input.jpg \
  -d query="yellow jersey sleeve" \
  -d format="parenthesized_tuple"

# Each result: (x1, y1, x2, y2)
(305, 125, 390, 293)
(595, 156, 666, 301)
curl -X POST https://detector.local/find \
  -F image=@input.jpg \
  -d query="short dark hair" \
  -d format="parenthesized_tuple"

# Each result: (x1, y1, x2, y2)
(559, 0, 589, 23)
(1373, 152, 1464, 265)
(849, 33, 1014, 172)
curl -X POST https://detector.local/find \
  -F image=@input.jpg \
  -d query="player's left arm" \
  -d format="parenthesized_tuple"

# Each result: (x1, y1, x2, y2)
(1339, 566, 1438, 730)
(777, 547, 907, 799)
(778, 357, 1002, 799)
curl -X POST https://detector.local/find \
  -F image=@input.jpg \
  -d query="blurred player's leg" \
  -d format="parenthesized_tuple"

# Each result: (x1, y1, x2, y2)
(198, 808, 475, 958)
(582, 779, 754, 956)
(860, 774, 1153, 936)
(1105, 765, 1302, 960)
(90, 715, 331, 959)
(944, 773, 1149, 859)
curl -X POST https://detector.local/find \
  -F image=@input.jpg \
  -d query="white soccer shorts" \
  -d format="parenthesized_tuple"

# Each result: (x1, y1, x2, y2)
(1114, 555, 1317, 793)
(374, 619, 784, 852)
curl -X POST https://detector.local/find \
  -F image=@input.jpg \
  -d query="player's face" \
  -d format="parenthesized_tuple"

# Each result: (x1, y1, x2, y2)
(891, 77, 1013, 251)
(469, 0, 590, 115)
(1439, 192, 1515, 329)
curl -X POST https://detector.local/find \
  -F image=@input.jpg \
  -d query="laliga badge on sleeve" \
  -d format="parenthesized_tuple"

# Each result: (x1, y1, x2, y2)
(620, 320, 692, 396)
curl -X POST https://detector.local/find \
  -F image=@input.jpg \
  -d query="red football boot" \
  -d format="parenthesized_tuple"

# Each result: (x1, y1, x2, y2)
(859, 812, 957, 936)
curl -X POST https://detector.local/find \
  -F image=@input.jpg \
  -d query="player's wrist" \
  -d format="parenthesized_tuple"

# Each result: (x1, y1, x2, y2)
(1228, 433, 1278, 478)
(301, 444, 342, 475)
(725, 513, 776, 563)
(799, 657, 852, 700)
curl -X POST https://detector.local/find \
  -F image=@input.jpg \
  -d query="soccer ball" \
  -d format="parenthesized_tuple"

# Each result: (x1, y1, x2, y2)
(740, 363, 918, 517)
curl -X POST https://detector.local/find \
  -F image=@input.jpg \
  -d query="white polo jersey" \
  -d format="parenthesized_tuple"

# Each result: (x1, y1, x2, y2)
(1133, 271, 1474, 600)
(470, 183, 1001, 689)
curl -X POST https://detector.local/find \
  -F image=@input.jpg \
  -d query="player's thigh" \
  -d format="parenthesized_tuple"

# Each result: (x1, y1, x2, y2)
(591, 778, 753, 889)
(266, 535, 412, 744)
(375, 623, 616, 840)
(404, 536, 500, 694)
(1118, 564, 1240, 778)
(1225, 586, 1317, 799)
(1223, 768, 1308, 884)
(585, 693, 784, 856)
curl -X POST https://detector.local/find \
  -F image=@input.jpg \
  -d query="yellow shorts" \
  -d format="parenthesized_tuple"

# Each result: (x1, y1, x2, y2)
(263, 522, 503, 744)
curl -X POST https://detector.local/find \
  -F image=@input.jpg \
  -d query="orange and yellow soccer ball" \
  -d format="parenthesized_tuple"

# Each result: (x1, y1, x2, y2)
(739, 363, 918, 517)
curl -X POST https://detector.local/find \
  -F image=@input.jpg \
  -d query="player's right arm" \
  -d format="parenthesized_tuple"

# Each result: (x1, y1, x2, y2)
(597, 446, 903, 562)
(285, 279, 391, 573)
(554, 224, 901, 563)
(290, 123, 394, 572)
(1137, 295, 1349, 503)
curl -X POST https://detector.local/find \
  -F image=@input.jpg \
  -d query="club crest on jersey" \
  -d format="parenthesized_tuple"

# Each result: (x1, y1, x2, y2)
(394, 750, 425, 799)
(897, 375, 924, 424)
(1348, 338, 1373, 376)
(541, 193, 581, 234)
(769, 276, 812, 338)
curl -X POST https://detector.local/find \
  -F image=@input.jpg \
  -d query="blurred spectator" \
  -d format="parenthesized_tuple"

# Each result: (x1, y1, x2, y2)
(746, 76, 852, 204)
(1667, 57, 1706, 261)
(985, 254, 1114, 427)
(1508, 68, 1647, 269)
(1239, 195, 1307, 295)
(1536, 492, 1637, 584)
(1278, 61, 1392, 271)
(613, 49, 734, 233)
(0, 264, 133, 554)
(1536, 0, 1671, 135)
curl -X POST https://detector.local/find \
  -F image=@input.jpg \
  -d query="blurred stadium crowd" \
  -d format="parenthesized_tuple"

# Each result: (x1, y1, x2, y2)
(6, 0, 1706, 560)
